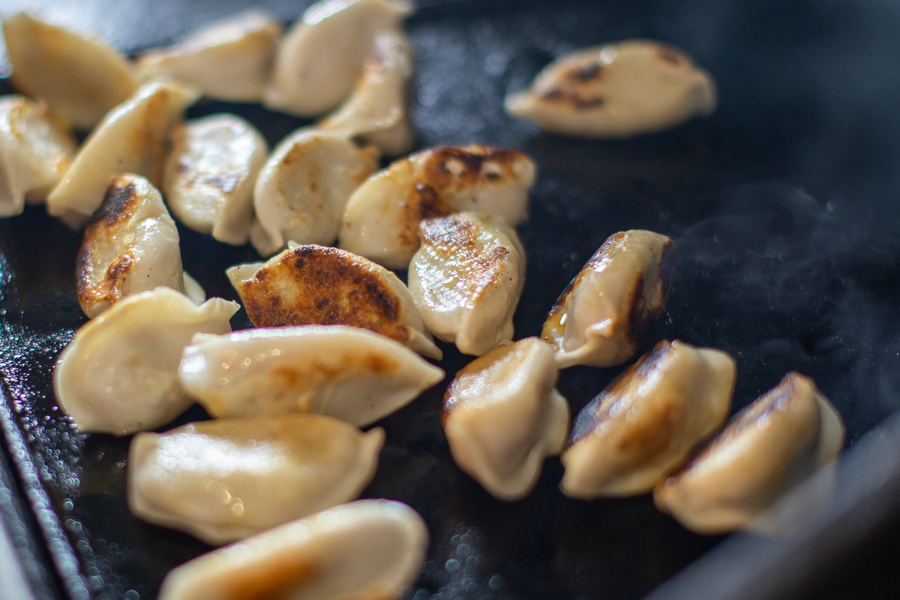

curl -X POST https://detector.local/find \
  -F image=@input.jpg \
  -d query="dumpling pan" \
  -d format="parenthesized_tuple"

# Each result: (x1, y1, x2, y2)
(2, 0, 900, 598)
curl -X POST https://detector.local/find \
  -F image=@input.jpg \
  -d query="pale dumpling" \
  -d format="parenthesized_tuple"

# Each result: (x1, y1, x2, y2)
(505, 40, 717, 138)
(250, 129, 379, 257)
(128, 414, 384, 545)
(542, 230, 676, 369)
(179, 325, 444, 426)
(137, 11, 282, 102)
(163, 114, 268, 245)
(76, 174, 184, 318)
(158, 499, 428, 600)
(409, 213, 525, 356)
(0, 95, 76, 216)
(2, 12, 139, 129)
(340, 145, 536, 269)
(560, 340, 736, 499)
(264, 0, 412, 117)
(46, 80, 199, 228)
(227, 244, 441, 359)
(443, 338, 570, 501)
(54, 288, 239, 436)
(653, 372, 845, 534)
(318, 30, 415, 156)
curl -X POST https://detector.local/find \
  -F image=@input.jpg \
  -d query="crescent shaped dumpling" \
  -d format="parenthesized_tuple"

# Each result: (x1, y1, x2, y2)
(54, 288, 239, 436)
(409, 213, 526, 356)
(340, 145, 536, 269)
(653, 372, 845, 534)
(226, 244, 441, 360)
(250, 129, 379, 257)
(560, 340, 736, 499)
(0, 95, 76, 216)
(505, 40, 717, 138)
(443, 338, 570, 500)
(137, 11, 282, 103)
(158, 499, 428, 600)
(163, 114, 268, 245)
(542, 230, 676, 369)
(2, 12, 139, 130)
(263, 0, 413, 117)
(128, 414, 385, 545)
(178, 325, 445, 426)
(318, 29, 415, 156)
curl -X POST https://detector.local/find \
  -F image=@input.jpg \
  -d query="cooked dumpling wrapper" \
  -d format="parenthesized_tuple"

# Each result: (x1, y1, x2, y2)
(443, 338, 570, 501)
(227, 244, 441, 359)
(340, 145, 535, 269)
(409, 213, 525, 356)
(2, 12, 139, 130)
(137, 11, 282, 102)
(542, 230, 676, 369)
(505, 40, 717, 138)
(318, 30, 415, 156)
(54, 288, 238, 436)
(163, 114, 268, 245)
(158, 499, 428, 600)
(129, 414, 384, 545)
(179, 325, 444, 426)
(250, 129, 379, 256)
(263, 0, 412, 117)
(0, 95, 76, 216)
(560, 340, 736, 499)
(653, 372, 845, 534)
(76, 174, 184, 318)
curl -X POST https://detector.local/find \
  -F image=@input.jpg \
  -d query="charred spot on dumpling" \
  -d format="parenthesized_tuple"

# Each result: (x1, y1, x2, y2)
(655, 44, 687, 66)
(625, 237, 677, 352)
(396, 182, 453, 252)
(421, 146, 528, 191)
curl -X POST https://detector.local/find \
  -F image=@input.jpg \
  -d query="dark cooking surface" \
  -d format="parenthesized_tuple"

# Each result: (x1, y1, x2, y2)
(2, 0, 900, 599)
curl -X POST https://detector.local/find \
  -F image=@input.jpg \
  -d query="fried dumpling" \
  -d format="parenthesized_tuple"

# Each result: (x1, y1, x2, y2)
(443, 338, 570, 500)
(0, 95, 76, 216)
(653, 372, 845, 534)
(409, 213, 525, 356)
(179, 325, 444, 426)
(250, 129, 379, 257)
(54, 288, 238, 436)
(560, 340, 736, 499)
(340, 145, 535, 269)
(505, 40, 717, 138)
(226, 244, 441, 359)
(46, 80, 199, 228)
(158, 499, 428, 600)
(318, 30, 415, 156)
(137, 11, 282, 102)
(542, 230, 676, 369)
(263, 0, 412, 117)
(2, 12, 139, 130)
(129, 414, 384, 545)
(163, 114, 268, 245)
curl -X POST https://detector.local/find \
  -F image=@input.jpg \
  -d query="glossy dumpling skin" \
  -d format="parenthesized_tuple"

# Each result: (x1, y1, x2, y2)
(340, 145, 536, 269)
(542, 230, 676, 369)
(54, 288, 239, 436)
(653, 372, 845, 534)
(505, 40, 717, 138)
(128, 414, 384, 545)
(158, 499, 428, 600)
(560, 340, 736, 499)
(443, 338, 570, 500)
(2, 12, 139, 129)
(179, 325, 445, 426)
(137, 11, 282, 102)
(0, 95, 76, 216)
(163, 114, 268, 245)
(227, 244, 441, 359)
(250, 129, 379, 257)
(409, 213, 526, 356)
(76, 174, 184, 318)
